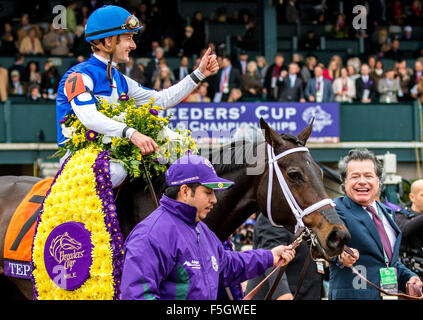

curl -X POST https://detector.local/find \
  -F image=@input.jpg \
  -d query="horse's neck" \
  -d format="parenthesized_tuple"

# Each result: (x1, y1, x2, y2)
(203, 167, 259, 242)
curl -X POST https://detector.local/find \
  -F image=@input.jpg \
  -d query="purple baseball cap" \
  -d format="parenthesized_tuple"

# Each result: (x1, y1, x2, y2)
(165, 154, 234, 190)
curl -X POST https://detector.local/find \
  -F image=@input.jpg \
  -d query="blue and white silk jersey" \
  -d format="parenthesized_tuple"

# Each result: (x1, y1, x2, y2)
(56, 53, 203, 145)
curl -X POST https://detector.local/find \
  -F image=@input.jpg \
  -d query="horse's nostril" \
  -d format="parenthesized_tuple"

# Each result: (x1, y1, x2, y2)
(326, 227, 343, 250)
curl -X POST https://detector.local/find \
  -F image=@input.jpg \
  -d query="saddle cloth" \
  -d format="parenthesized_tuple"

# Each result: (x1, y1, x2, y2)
(3, 178, 54, 279)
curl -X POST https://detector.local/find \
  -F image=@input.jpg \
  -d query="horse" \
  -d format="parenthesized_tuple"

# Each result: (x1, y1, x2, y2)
(0, 118, 350, 299)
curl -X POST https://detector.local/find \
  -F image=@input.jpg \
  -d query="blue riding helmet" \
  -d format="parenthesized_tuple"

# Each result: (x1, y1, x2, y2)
(85, 5, 143, 42)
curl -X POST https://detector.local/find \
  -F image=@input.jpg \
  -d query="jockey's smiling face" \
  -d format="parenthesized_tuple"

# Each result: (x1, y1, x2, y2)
(113, 33, 137, 63)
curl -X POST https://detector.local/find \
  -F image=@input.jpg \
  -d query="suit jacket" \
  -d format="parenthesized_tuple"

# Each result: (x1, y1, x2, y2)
(378, 78, 400, 103)
(245, 214, 323, 300)
(305, 77, 334, 102)
(277, 75, 304, 102)
(173, 66, 192, 82)
(355, 76, 377, 102)
(212, 66, 243, 102)
(329, 196, 417, 300)
(263, 63, 288, 100)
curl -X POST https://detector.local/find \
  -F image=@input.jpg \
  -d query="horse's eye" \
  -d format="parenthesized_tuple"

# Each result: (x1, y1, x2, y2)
(287, 170, 303, 182)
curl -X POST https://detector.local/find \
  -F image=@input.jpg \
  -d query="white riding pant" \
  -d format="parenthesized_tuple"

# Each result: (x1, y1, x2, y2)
(59, 151, 127, 188)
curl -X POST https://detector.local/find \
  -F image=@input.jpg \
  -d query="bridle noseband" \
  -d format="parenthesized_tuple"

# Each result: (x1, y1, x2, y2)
(266, 144, 336, 233)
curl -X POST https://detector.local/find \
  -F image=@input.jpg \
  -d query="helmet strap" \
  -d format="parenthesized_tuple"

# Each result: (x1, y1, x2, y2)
(91, 35, 118, 88)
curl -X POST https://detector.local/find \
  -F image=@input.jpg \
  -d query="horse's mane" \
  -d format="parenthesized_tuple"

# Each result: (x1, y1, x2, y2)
(126, 133, 302, 195)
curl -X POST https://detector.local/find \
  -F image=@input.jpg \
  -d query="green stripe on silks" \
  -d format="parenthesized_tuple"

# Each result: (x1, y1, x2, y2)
(141, 278, 157, 300)
(175, 264, 190, 300)
(201, 182, 233, 190)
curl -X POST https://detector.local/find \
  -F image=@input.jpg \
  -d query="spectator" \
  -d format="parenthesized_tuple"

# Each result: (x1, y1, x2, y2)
(71, 25, 91, 58)
(236, 17, 259, 51)
(402, 26, 415, 41)
(1, 22, 17, 55)
(119, 56, 147, 85)
(78, 3, 91, 25)
(412, 77, 423, 103)
(174, 56, 192, 83)
(41, 65, 60, 101)
(263, 53, 287, 101)
(242, 61, 262, 99)
(329, 148, 422, 300)
(16, 13, 42, 46)
(152, 65, 173, 90)
(410, 58, 423, 94)
(305, 65, 334, 103)
(378, 68, 400, 103)
(66, 0, 78, 33)
(212, 56, 243, 102)
(301, 30, 319, 52)
(145, 46, 164, 85)
(323, 59, 341, 82)
(27, 83, 43, 102)
(385, 39, 404, 61)
(347, 64, 360, 82)
(8, 53, 28, 82)
(255, 56, 268, 82)
(355, 64, 377, 103)
(376, 28, 390, 58)
(233, 50, 249, 76)
(27, 60, 41, 85)
(277, 62, 305, 102)
(46, 28, 72, 56)
(396, 179, 423, 279)
(332, 14, 349, 39)
(228, 88, 243, 102)
(301, 55, 317, 85)
(8, 70, 27, 95)
(370, 60, 385, 88)
(19, 27, 44, 55)
(151, 57, 175, 84)
(179, 25, 198, 57)
(161, 36, 177, 57)
(333, 67, 356, 103)
(284, 0, 299, 24)
(245, 213, 324, 300)
(186, 82, 211, 102)
(0, 66, 8, 102)
(368, 56, 377, 73)
(191, 11, 206, 55)
(395, 59, 413, 100)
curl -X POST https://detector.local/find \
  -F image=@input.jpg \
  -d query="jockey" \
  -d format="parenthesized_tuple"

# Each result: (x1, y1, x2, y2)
(56, 5, 219, 188)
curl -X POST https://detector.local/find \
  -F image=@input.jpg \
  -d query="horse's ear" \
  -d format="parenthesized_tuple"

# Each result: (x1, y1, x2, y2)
(297, 117, 314, 146)
(260, 118, 283, 147)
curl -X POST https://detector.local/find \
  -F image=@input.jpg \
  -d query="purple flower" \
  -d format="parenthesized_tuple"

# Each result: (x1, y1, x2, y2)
(149, 109, 159, 116)
(86, 130, 98, 141)
(59, 115, 69, 124)
(119, 93, 129, 101)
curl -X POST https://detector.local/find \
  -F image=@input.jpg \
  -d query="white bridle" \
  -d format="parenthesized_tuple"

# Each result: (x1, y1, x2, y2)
(266, 144, 336, 232)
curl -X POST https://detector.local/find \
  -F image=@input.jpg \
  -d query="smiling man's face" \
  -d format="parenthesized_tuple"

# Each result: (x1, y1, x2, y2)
(344, 159, 380, 207)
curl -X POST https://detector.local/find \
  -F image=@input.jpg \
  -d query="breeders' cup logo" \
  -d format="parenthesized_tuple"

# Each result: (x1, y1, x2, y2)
(49, 232, 84, 271)
(302, 105, 333, 132)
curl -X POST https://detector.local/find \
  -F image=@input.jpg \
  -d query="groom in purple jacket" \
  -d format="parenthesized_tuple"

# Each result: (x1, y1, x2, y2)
(120, 153, 296, 300)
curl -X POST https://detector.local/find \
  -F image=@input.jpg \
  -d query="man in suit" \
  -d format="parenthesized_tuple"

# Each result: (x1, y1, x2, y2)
(305, 65, 334, 102)
(355, 64, 377, 103)
(329, 148, 423, 300)
(174, 56, 192, 83)
(212, 56, 243, 102)
(263, 53, 288, 101)
(245, 213, 323, 300)
(277, 62, 305, 102)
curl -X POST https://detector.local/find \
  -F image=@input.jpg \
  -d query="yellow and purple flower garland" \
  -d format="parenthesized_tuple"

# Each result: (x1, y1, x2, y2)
(31, 147, 124, 299)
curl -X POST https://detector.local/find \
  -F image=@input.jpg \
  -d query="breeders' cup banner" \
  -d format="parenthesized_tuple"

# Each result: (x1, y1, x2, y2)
(162, 102, 339, 144)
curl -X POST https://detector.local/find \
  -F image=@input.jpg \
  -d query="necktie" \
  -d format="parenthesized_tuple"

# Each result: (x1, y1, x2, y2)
(316, 79, 321, 92)
(366, 206, 392, 262)
(220, 69, 228, 92)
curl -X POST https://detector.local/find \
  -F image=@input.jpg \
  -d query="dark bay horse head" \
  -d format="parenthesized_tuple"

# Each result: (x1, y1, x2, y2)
(255, 118, 350, 259)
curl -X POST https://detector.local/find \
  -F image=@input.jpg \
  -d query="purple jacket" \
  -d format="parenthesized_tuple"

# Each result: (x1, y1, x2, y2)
(120, 195, 274, 300)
